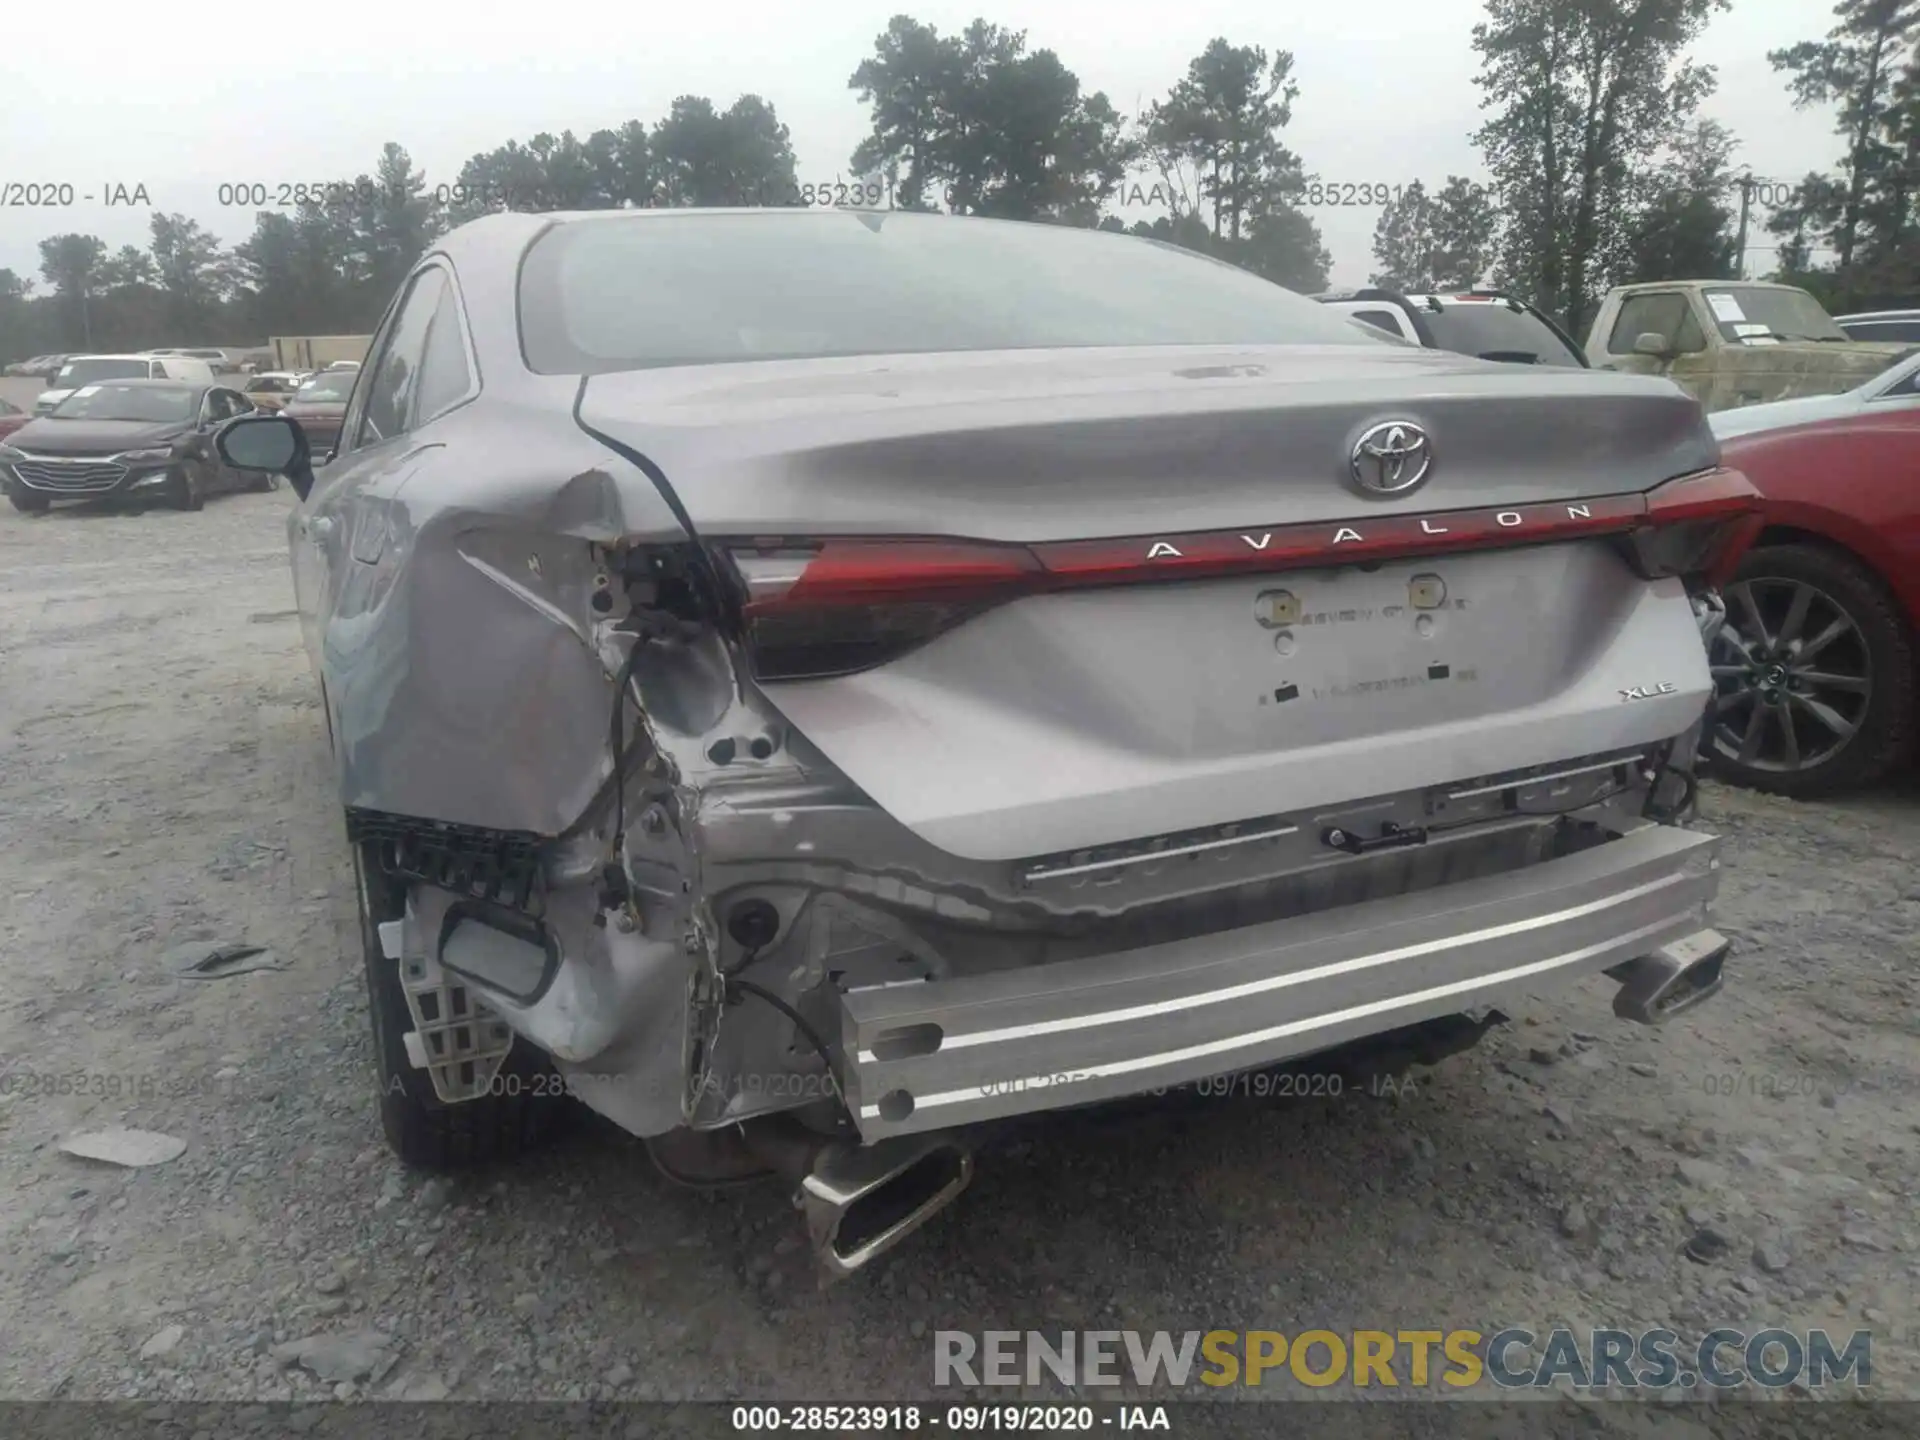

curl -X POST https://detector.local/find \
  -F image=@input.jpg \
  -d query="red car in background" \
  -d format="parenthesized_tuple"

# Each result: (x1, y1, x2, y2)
(1708, 405, 1920, 796)
(0, 397, 28, 441)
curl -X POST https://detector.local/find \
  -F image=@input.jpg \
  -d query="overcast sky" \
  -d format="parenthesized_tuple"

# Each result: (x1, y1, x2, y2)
(0, 0, 1842, 293)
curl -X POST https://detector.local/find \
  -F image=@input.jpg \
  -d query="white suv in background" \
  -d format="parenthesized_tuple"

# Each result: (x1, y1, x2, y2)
(33, 354, 217, 415)
(1314, 288, 1591, 369)
(147, 347, 242, 373)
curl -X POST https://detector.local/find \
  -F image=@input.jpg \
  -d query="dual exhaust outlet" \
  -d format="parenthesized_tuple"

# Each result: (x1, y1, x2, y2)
(1607, 927, 1730, 1025)
(740, 1117, 975, 1280)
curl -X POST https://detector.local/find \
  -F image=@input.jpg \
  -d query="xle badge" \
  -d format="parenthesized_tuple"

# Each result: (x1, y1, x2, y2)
(1619, 682, 1679, 701)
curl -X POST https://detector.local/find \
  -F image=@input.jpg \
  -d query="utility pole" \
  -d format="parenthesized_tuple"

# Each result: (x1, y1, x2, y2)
(1732, 172, 1754, 281)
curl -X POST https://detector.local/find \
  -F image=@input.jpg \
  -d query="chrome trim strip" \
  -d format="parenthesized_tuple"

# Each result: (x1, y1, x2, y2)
(1446, 756, 1633, 800)
(1022, 823, 1302, 882)
(870, 910, 1684, 1118)
(856, 868, 1686, 1064)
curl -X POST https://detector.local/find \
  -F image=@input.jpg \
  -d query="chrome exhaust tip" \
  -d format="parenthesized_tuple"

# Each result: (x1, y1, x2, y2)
(738, 1118, 975, 1280)
(799, 1135, 973, 1278)
(1608, 928, 1729, 1025)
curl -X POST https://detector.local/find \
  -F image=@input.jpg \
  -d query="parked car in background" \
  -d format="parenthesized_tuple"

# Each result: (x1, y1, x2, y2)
(35, 354, 217, 415)
(1706, 405, 1920, 796)
(6, 356, 51, 378)
(270, 334, 372, 372)
(23, 354, 70, 379)
(189, 347, 243, 373)
(1587, 280, 1908, 412)
(324, 359, 361, 373)
(1710, 346, 1920, 442)
(212, 207, 1750, 1276)
(1833, 309, 1920, 345)
(279, 368, 354, 451)
(242, 371, 312, 412)
(0, 398, 29, 441)
(1314, 288, 1589, 367)
(1, 379, 267, 513)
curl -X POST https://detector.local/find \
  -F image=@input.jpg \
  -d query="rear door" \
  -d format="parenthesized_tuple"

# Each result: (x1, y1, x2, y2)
(297, 263, 469, 706)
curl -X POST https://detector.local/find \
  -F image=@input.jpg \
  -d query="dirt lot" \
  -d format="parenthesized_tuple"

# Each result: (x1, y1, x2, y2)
(1, 491, 1917, 1421)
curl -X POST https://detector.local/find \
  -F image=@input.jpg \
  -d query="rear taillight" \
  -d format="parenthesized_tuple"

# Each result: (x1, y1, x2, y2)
(725, 467, 1766, 681)
(733, 542, 1039, 680)
(1621, 467, 1765, 586)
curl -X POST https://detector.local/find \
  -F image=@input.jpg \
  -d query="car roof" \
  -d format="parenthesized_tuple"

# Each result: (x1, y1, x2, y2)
(1610, 279, 1807, 296)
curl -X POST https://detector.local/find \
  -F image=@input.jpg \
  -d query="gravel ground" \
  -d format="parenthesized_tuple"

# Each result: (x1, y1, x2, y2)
(1, 492, 1916, 1422)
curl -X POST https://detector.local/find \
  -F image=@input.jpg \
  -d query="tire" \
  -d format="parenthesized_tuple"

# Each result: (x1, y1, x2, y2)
(170, 466, 204, 512)
(8, 491, 49, 514)
(355, 845, 570, 1169)
(1704, 543, 1915, 797)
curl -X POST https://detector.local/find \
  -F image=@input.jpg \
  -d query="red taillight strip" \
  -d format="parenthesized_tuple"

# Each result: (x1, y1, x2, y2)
(732, 468, 1761, 610)
(1033, 491, 1650, 584)
(778, 539, 1040, 608)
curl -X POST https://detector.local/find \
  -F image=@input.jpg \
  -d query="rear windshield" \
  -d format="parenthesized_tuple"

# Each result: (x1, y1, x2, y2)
(295, 374, 355, 402)
(1418, 304, 1586, 367)
(54, 358, 151, 387)
(519, 210, 1396, 374)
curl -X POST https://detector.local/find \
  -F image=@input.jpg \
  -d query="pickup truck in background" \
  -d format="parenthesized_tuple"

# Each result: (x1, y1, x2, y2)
(1585, 281, 1911, 413)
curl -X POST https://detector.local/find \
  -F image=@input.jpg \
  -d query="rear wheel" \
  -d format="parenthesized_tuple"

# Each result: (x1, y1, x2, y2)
(1705, 543, 1914, 797)
(355, 845, 570, 1168)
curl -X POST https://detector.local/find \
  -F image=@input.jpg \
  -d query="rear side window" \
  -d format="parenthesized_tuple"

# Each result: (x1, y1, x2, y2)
(1351, 308, 1410, 338)
(354, 267, 449, 447)
(520, 210, 1387, 374)
(414, 279, 476, 423)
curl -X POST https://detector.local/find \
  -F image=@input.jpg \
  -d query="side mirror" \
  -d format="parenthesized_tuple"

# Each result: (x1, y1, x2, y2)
(217, 413, 315, 501)
(1633, 331, 1675, 360)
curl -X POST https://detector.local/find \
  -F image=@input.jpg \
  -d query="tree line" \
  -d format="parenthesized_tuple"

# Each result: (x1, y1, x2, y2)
(1, 2, 1912, 364)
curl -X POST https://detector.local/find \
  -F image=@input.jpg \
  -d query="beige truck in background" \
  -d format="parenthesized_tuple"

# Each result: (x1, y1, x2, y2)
(1585, 280, 1912, 412)
(270, 334, 374, 372)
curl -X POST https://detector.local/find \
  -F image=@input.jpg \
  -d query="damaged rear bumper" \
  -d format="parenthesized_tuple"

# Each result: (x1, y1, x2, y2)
(838, 822, 1722, 1141)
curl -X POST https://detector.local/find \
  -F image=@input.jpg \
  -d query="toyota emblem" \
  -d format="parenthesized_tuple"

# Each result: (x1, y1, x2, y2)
(1349, 421, 1433, 495)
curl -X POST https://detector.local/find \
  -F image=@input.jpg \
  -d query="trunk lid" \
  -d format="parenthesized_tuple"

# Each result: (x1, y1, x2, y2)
(577, 344, 1716, 541)
(578, 346, 1730, 862)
